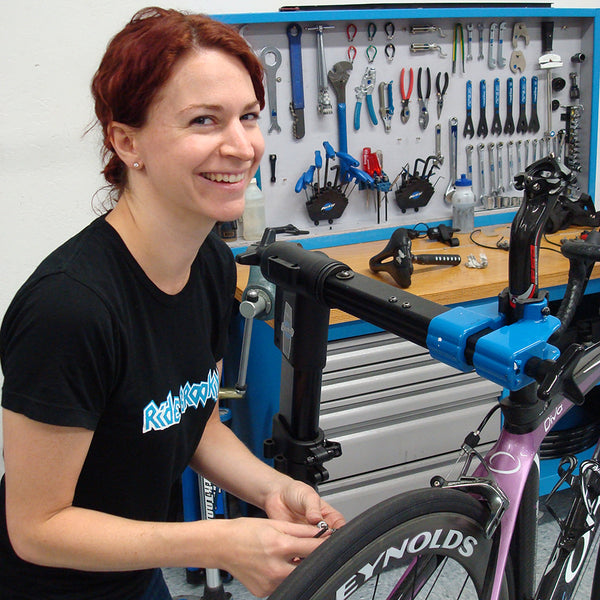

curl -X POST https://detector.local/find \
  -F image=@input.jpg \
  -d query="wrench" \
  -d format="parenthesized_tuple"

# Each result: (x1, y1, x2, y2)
(477, 143, 486, 202)
(507, 141, 515, 188)
(516, 140, 523, 173)
(496, 141, 505, 193)
(327, 61, 353, 153)
(466, 144, 474, 182)
(532, 138, 538, 162)
(497, 22, 507, 68)
(488, 23, 497, 69)
(435, 123, 444, 165)
(260, 46, 282, 133)
(444, 117, 458, 204)
(477, 23, 484, 60)
(466, 23, 473, 61)
(524, 139, 529, 169)
(307, 25, 333, 115)
(487, 142, 496, 196)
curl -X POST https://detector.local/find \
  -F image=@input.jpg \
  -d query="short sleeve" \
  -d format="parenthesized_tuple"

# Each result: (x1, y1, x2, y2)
(0, 273, 119, 429)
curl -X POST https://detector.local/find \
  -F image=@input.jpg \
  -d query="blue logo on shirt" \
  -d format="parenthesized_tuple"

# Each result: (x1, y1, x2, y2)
(142, 369, 219, 433)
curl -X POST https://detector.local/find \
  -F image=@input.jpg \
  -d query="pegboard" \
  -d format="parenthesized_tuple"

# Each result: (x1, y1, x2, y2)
(223, 9, 598, 241)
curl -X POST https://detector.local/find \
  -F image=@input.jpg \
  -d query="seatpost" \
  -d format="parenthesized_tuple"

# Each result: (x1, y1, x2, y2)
(503, 154, 573, 322)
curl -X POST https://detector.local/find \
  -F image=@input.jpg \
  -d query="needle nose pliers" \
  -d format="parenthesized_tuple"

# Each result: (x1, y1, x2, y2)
(435, 71, 449, 119)
(417, 66, 431, 130)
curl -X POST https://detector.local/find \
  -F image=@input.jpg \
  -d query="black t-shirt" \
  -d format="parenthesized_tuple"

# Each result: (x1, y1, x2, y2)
(0, 216, 236, 599)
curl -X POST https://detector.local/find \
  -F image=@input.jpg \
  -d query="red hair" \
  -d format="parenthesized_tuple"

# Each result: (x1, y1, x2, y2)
(91, 7, 265, 199)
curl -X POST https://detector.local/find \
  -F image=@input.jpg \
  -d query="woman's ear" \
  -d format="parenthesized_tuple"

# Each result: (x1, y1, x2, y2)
(108, 122, 142, 170)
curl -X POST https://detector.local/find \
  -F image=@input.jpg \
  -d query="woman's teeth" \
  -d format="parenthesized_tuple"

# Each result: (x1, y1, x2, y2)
(201, 173, 245, 183)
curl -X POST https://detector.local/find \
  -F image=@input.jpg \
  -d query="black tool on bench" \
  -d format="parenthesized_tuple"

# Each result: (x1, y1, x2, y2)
(369, 227, 461, 288)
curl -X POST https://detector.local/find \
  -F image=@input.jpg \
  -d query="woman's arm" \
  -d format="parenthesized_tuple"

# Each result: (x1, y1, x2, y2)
(2, 407, 332, 597)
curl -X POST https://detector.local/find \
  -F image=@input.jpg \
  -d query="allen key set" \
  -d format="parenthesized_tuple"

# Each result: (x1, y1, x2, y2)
(235, 11, 596, 235)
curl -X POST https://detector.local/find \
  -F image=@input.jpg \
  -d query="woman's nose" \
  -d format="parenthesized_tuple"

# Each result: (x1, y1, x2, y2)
(221, 120, 261, 162)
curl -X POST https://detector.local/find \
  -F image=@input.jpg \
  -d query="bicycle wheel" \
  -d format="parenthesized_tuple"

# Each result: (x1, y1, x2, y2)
(269, 488, 514, 600)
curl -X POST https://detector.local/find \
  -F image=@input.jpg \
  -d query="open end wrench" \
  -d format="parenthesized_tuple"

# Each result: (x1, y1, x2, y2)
(466, 144, 474, 182)
(488, 23, 497, 69)
(516, 76, 528, 133)
(507, 140, 515, 188)
(444, 117, 458, 204)
(497, 22, 507, 68)
(504, 77, 515, 134)
(528, 75, 540, 133)
(477, 80, 488, 137)
(477, 143, 486, 202)
(487, 142, 496, 195)
(463, 80, 474, 138)
(490, 78, 502, 135)
(496, 141, 505, 193)
(260, 46, 282, 133)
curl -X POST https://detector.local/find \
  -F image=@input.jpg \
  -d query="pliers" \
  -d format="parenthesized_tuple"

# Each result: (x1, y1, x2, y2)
(417, 66, 431, 131)
(435, 71, 449, 119)
(400, 67, 414, 124)
(353, 66, 378, 130)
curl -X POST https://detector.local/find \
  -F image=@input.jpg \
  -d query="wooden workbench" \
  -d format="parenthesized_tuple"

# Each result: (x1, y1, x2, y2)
(235, 225, 599, 325)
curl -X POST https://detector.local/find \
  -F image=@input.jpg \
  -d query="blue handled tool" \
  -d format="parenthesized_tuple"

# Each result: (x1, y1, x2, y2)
(286, 23, 305, 139)
(491, 77, 502, 135)
(314, 150, 322, 188)
(463, 80, 474, 138)
(477, 79, 488, 137)
(504, 77, 515, 134)
(517, 75, 528, 133)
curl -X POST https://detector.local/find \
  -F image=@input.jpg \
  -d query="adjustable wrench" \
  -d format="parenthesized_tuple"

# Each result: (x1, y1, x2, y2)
(260, 46, 282, 133)
(328, 61, 353, 153)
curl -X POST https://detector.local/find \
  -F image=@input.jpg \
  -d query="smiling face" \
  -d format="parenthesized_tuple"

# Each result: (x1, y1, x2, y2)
(129, 47, 265, 227)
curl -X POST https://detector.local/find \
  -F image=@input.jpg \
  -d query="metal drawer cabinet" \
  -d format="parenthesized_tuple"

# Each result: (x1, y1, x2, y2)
(318, 331, 502, 519)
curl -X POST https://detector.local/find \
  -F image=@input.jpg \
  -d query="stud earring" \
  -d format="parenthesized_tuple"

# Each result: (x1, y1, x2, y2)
(133, 162, 141, 169)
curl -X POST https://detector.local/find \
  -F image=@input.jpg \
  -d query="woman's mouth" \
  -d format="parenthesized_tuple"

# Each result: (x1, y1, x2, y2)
(200, 172, 245, 183)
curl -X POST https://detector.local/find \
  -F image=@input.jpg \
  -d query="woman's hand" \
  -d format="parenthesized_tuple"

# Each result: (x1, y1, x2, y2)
(218, 517, 329, 597)
(263, 478, 346, 530)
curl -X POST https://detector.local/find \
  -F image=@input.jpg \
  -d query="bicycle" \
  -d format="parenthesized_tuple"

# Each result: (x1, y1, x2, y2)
(237, 155, 600, 599)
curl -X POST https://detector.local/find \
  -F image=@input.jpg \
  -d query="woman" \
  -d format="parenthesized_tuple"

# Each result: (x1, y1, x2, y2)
(0, 7, 344, 599)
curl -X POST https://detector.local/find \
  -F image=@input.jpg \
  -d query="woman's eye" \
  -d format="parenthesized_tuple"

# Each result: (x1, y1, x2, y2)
(191, 116, 214, 126)
(242, 112, 260, 122)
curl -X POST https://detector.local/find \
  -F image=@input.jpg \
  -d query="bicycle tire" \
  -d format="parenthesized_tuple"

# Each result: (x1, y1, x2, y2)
(269, 488, 514, 600)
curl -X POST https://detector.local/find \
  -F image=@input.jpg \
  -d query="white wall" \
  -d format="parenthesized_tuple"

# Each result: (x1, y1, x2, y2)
(1, 1, 599, 476)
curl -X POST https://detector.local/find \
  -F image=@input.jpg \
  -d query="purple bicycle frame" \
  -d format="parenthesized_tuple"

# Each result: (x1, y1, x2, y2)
(475, 358, 600, 600)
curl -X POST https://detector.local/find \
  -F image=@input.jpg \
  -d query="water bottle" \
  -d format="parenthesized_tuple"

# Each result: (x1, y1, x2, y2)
(242, 178, 266, 241)
(452, 174, 475, 234)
